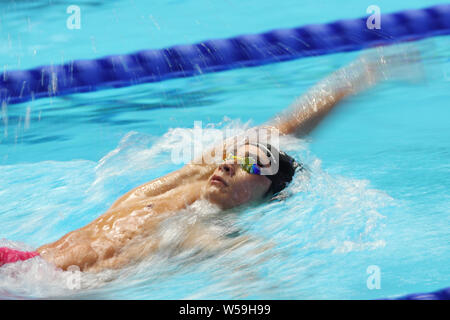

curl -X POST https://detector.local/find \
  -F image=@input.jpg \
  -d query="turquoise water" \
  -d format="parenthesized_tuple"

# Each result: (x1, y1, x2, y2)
(0, 0, 449, 299)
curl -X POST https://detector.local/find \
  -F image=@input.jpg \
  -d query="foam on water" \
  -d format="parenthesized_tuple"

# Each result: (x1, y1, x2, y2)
(0, 119, 394, 298)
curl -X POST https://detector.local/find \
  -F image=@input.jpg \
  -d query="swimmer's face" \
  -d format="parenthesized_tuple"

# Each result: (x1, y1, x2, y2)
(204, 144, 272, 209)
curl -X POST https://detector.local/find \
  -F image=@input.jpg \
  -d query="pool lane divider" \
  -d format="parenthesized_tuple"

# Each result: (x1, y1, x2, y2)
(383, 287, 450, 300)
(1, 4, 450, 106)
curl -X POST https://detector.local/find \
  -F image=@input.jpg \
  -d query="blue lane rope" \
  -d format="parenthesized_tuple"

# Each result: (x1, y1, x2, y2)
(1, 4, 450, 105)
(383, 287, 450, 300)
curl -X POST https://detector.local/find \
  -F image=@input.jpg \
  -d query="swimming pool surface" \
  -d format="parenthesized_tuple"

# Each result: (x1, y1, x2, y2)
(0, 0, 449, 299)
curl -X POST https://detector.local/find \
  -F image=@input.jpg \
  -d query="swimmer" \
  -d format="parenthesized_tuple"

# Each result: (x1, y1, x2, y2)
(1, 49, 418, 272)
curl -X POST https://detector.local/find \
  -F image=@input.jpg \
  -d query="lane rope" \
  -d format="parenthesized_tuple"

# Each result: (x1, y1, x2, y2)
(383, 287, 450, 300)
(1, 4, 449, 105)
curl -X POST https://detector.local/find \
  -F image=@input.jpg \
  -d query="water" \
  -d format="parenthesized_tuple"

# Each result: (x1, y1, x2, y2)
(0, 0, 449, 299)
(1, 0, 447, 69)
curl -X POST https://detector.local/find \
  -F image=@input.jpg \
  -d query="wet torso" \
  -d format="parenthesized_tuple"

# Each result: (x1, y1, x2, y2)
(37, 164, 217, 272)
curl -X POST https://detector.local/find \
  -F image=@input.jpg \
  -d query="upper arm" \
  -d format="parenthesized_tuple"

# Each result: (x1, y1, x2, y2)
(108, 164, 210, 210)
(267, 54, 383, 137)
(269, 86, 351, 137)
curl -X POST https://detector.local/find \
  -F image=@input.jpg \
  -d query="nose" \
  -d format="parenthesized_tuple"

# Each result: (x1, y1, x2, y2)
(219, 163, 236, 176)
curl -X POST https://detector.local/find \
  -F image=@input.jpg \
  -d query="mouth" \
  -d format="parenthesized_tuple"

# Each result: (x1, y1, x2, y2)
(210, 175, 228, 187)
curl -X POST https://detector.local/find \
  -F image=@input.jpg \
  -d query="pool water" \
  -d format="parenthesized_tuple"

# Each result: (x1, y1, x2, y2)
(0, 0, 449, 299)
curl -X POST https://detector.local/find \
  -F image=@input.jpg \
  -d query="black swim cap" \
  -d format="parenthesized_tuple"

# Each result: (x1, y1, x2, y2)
(251, 142, 302, 196)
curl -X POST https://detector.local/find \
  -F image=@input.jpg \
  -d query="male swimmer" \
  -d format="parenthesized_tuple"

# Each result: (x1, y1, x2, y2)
(0, 50, 415, 272)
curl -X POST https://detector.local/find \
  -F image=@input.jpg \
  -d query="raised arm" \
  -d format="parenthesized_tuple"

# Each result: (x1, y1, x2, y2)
(170, 48, 420, 167)
(267, 49, 416, 137)
(110, 54, 381, 209)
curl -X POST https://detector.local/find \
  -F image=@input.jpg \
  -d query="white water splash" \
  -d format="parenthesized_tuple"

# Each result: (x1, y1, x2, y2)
(0, 119, 395, 298)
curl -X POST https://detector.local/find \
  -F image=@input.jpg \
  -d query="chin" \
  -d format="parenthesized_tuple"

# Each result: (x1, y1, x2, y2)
(203, 185, 233, 209)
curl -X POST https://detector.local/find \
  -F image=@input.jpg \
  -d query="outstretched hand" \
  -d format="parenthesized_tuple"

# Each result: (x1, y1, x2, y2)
(267, 44, 424, 137)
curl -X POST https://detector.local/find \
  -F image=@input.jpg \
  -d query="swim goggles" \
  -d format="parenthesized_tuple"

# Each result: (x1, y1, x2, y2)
(223, 155, 262, 175)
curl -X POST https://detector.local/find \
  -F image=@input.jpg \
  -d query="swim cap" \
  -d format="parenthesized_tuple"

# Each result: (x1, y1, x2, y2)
(249, 142, 302, 196)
